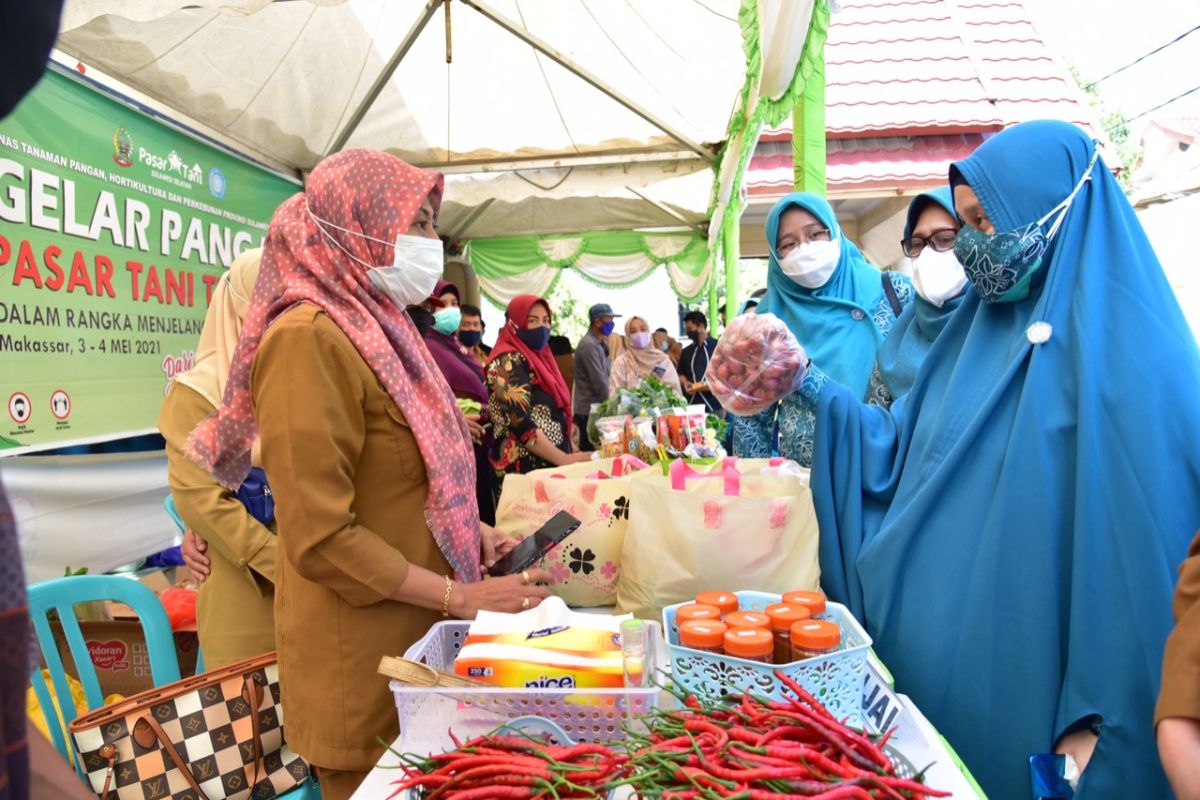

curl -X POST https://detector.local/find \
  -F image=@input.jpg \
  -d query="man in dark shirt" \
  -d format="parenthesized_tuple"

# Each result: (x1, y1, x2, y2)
(678, 311, 722, 415)
(572, 303, 620, 451)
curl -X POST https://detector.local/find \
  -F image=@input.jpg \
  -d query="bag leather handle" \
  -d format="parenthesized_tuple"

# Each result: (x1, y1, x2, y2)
(242, 674, 266, 789)
(131, 715, 210, 800)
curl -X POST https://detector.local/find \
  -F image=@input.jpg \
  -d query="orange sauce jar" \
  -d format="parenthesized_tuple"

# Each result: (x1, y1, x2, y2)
(695, 591, 739, 617)
(724, 611, 771, 631)
(782, 590, 827, 617)
(679, 620, 728, 653)
(764, 603, 812, 664)
(790, 619, 841, 661)
(723, 628, 774, 663)
(676, 603, 722, 625)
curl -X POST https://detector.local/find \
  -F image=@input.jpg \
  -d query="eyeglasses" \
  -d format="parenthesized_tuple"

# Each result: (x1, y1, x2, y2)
(901, 228, 958, 258)
(777, 226, 832, 257)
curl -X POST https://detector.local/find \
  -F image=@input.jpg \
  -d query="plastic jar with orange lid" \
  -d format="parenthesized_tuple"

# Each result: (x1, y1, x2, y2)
(679, 620, 728, 653)
(764, 603, 812, 663)
(676, 603, 722, 626)
(782, 590, 827, 617)
(695, 591, 739, 617)
(724, 611, 771, 631)
(790, 619, 841, 661)
(723, 628, 775, 663)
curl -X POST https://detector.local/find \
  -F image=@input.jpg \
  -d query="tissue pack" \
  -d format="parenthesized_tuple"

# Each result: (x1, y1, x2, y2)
(453, 598, 629, 689)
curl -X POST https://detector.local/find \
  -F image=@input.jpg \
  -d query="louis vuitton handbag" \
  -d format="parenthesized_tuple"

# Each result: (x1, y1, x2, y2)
(68, 652, 311, 800)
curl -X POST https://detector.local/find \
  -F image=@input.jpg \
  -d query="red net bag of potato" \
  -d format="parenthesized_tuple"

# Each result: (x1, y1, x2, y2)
(705, 313, 808, 416)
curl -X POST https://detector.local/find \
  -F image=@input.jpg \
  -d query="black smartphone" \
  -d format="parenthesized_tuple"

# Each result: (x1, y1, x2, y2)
(487, 511, 581, 578)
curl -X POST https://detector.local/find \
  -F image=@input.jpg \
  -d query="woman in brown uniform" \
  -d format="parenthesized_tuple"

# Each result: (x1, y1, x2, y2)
(1158, 530, 1200, 799)
(186, 150, 549, 800)
(159, 247, 276, 669)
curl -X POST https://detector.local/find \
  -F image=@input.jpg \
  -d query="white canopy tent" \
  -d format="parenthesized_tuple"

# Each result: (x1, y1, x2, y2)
(56, 0, 823, 303)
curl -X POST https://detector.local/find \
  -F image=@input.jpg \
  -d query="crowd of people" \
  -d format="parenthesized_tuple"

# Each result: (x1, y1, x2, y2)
(145, 124, 1200, 800)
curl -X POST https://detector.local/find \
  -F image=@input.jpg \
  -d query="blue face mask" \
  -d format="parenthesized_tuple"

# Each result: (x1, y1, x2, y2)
(433, 306, 461, 335)
(600, 321, 615, 336)
(955, 147, 1099, 303)
(518, 325, 551, 351)
(458, 329, 483, 348)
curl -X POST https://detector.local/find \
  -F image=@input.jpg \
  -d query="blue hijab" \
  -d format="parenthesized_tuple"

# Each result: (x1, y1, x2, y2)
(755, 193, 885, 398)
(874, 188, 966, 399)
(812, 121, 1200, 799)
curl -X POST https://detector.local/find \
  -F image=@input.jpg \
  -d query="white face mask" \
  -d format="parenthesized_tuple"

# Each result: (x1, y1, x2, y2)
(779, 239, 840, 289)
(912, 246, 968, 308)
(307, 202, 444, 308)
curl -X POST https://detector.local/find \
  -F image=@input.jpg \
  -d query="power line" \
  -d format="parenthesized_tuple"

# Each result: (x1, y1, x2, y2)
(1085, 24, 1200, 89)
(1107, 83, 1200, 133)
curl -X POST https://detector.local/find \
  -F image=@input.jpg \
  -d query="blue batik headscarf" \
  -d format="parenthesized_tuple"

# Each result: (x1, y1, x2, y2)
(755, 193, 885, 398)
(874, 188, 967, 399)
(811, 120, 1200, 799)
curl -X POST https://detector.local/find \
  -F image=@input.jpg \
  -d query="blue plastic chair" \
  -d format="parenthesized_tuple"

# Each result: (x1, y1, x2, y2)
(27, 574, 182, 773)
(164, 493, 185, 533)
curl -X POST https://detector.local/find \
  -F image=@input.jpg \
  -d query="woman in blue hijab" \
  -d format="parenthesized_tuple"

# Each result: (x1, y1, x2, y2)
(809, 120, 1200, 798)
(873, 187, 969, 399)
(732, 193, 912, 466)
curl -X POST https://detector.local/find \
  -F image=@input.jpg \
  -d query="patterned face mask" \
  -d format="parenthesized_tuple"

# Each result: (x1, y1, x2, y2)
(954, 147, 1100, 303)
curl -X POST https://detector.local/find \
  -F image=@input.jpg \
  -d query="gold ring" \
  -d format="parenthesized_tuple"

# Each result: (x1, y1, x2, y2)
(521, 570, 531, 586)
(522, 596, 530, 610)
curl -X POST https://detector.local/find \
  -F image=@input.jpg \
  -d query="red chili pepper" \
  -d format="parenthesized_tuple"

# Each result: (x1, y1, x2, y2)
(774, 670, 837, 721)
(442, 786, 540, 800)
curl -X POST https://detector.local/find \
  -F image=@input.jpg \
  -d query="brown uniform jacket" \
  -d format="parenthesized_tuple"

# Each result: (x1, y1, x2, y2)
(158, 382, 277, 670)
(251, 304, 451, 771)
(1157, 529, 1200, 724)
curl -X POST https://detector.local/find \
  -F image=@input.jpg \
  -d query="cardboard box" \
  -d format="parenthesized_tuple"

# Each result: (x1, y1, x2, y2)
(48, 567, 200, 698)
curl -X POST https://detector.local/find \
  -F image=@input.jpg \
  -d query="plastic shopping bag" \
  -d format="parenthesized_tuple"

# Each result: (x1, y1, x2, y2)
(494, 455, 648, 607)
(616, 457, 820, 619)
(706, 313, 808, 416)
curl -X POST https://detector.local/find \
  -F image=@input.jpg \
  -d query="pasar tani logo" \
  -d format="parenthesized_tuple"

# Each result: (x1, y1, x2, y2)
(88, 640, 129, 671)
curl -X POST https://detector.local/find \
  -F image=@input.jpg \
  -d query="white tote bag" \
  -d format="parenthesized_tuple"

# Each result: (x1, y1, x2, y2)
(616, 457, 821, 619)
(494, 456, 647, 606)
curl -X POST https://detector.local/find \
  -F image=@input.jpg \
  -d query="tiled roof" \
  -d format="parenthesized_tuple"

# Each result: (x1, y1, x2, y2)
(749, 134, 989, 195)
(750, 0, 1103, 193)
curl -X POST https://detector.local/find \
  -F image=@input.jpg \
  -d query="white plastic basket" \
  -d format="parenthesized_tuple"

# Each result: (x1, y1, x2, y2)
(392, 620, 664, 755)
(662, 590, 871, 726)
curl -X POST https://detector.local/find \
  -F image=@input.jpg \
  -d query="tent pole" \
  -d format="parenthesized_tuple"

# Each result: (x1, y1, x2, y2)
(459, 0, 715, 163)
(723, 211, 740, 318)
(324, 0, 441, 156)
(791, 37, 827, 195)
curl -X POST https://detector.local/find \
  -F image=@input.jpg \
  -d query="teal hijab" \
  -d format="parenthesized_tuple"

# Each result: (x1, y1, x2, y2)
(874, 188, 966, 399)
(754, 193, 885, 398)
(812, 120, 1200, 798)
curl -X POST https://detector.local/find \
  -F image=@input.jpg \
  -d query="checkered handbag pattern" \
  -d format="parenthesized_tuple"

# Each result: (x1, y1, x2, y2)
(69, 652, 310, 800)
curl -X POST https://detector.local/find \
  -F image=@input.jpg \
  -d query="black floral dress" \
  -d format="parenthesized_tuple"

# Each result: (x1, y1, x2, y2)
(487, 352, 572, 489)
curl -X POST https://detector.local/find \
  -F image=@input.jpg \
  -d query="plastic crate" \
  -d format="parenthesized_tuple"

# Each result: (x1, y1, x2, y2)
(663, 590, 871, 726)
(392, 620, 665, 755)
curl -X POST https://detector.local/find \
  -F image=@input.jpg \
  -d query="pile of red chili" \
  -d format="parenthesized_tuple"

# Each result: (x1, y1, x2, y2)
(387, 670, 948, 799)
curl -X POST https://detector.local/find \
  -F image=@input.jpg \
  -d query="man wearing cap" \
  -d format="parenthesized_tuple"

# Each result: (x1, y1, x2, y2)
(573, 303, 620, 451)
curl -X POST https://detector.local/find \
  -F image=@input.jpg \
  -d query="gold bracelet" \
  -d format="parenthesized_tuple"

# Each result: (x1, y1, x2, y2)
(441, 575, 454, 618)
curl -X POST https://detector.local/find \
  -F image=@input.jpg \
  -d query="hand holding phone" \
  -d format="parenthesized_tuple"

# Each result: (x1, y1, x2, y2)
(487, 511, 581, 578)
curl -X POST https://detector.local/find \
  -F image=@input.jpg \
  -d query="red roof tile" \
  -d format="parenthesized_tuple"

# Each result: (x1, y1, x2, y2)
(747, 0, 1104, 194)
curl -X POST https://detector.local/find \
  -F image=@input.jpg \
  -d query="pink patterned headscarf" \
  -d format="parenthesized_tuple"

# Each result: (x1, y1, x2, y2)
(186, 150, 482, 582)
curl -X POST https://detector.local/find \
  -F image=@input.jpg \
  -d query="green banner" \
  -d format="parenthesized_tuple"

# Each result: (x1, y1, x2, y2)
(0, 69, 298, 453)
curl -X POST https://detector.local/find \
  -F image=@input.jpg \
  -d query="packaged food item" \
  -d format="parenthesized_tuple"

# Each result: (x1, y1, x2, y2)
(679, 620, 728, 653)
(694, 591, 739, 617)
(724, 611, 771, 631)
(765, 603, 812, 664)
(596, 415, 627, 459)
(453, 597, 630, 688)
(676, 603, 722, 626)
(706, 313, 808, 416)
(724, 627, 775, 663)
(790, 619, 842, 661)
(782, 590, 827, 617)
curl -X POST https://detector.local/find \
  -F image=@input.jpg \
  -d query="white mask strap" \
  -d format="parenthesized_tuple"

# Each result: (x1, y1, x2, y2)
(305, 201, 382, 271)
(1038, 144, 1101, 239)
